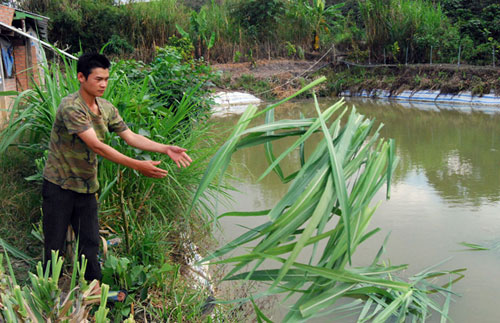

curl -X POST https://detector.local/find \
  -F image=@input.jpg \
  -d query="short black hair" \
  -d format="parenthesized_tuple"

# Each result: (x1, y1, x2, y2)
(77, 53, 110, 79)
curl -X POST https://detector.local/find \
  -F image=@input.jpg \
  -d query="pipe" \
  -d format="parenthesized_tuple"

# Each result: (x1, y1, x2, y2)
(0, 21, 77, 60)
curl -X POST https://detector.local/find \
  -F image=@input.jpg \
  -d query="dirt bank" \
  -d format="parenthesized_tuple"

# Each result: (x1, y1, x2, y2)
(212, 59, 500, 99)
(212, 59, 324, 99)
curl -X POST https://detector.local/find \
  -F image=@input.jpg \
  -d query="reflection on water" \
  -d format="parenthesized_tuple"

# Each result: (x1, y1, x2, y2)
(217, 98, 500, 209)
(213, 98, 500, 322)
(366, 100, 500, 209)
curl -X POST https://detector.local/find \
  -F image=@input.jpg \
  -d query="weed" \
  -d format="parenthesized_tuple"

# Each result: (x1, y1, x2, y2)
(438, 71, 448, 80)
(414, 74, 422, 85)
(233, 50, 242, 63)
(0, 150, 42, 280)
(0, 251, 107, 322)
(297, 45, 305, 60)
(472, 83, 486, 96)
(285, 41, 297, 57)
(232, 74, 272, 97)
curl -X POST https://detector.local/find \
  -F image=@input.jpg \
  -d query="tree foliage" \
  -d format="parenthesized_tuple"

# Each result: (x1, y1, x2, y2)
(18, 0, 500, 64)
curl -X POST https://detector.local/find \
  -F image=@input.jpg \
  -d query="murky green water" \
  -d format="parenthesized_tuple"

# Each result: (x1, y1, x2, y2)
(212, 98, 500, 322)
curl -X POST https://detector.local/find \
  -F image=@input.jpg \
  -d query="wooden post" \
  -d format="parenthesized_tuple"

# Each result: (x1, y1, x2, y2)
(493, 44, 496, 67)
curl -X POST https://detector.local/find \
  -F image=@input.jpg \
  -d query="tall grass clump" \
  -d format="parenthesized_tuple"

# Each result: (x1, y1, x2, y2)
(0, 46, 220, 247)
(0, 55, 78, 155)
(0, 250, 109, 322)
(192, 78, 464, 321)
(359, 0, 459, 63)
(0, 46, 222, 320)
(176, 1, 240, 62)
(280, 0, 345, 53)
(196, 1, 239, 62)
(122, 0, 191, 60)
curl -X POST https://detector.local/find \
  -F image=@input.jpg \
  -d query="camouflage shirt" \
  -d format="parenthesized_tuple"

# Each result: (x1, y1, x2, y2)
(43, 92, 128, 193)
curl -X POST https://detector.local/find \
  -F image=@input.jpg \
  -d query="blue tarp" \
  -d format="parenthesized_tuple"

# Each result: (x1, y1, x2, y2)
(1, 45, 14, 78)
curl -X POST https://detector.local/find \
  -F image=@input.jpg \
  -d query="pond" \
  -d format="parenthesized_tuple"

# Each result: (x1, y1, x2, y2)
(212, 98, 500, 322)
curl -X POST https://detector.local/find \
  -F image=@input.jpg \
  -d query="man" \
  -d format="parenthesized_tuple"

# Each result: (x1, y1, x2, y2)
(42, 53, 192, 281)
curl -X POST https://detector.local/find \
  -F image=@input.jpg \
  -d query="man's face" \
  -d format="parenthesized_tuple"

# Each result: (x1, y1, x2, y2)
(78, 67, 109, 98)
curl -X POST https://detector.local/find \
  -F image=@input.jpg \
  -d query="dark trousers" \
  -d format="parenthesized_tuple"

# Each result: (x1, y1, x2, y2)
(42, 179, 102, 281)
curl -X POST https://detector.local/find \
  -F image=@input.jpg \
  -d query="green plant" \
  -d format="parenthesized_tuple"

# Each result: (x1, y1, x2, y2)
(0, 49, 222, 321)
(359, 0, 458, 64)
(414, 74, 421, 86)
(22, 0, 128, 54)
(0, 150, 42, 277)
(191, 78, 463, 321)
(130, 45, 216, 117)
(106, 34, 134, 55)
(391, 41, 400, 62)
(233, 50, 242, 63)
(100, 251, 217, 321)
(137, 263, 216, 322)
(232, 0, 285, 42)
(100, 254, 150, 319)
(167, 35, 195, 61)
(0, 54, 79, 156)
(472, 83, 486, 96)
(297, 45, 305, 59)
(306, 0, 344, 51)
(0, 250, 107, 322)
(285, 41, 297, 57)
(232, 74, 272, 98)
(439, 71, 449, 80)
(441, 0, 500, 55)
(189, 9, 217, 60)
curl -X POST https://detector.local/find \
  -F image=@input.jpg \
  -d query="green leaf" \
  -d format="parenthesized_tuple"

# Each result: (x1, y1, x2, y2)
(273, 174, 336, 287)
(313, 93, 353, 263)
(217, 209, 270, 218)
(458, 241, 489, 251)
(299, 283, 355, 317)
(251, 298, 274, 323)
(0, 90, 19, 96)
(0, 237, 34, 265)
(175, 24, 190, 40)
(373, 290, 413, 323)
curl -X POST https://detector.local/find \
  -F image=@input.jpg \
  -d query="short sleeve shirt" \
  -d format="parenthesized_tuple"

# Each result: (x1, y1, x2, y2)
(43, 92, 128, 193)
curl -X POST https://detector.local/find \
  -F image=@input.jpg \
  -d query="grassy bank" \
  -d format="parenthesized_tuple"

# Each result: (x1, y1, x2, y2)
(0, 45, 225, 321)
(213, 60, 500, 100)
(0, 150, 42, 279)
(21, 0, 500, 66)
(322, 64, 500, 97)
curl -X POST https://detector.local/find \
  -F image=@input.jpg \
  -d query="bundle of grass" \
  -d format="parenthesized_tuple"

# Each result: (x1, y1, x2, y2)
(192, 77, 464, 321)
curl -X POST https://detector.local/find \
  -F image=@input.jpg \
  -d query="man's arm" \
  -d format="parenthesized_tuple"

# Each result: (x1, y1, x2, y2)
(118, 129, 192, 168)
(78, 128, 168, 178)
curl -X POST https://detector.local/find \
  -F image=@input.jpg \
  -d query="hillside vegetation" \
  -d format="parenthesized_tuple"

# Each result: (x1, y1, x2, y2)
(20, 0, 500, 66)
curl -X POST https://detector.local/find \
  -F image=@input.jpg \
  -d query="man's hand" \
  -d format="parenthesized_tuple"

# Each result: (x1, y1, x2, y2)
(118, 130, 193, 169)
(165, 145, 192, 168)
(135, 160, 168, 178)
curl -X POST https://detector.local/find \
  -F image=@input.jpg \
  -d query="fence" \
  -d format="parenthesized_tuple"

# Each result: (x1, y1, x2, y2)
(341, 43, 499, 68)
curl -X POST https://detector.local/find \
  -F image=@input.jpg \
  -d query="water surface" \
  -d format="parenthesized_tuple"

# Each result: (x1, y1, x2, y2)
(212, 98, 500, 322)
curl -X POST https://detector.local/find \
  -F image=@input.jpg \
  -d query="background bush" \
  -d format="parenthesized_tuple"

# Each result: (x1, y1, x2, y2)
(0, 45, 220, 320)
(19, 0, 499, 65)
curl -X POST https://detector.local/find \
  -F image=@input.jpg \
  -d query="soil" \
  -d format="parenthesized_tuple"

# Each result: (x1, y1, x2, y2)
(212, 59, 326, 99)
(212, 59, 317, 79)
(212, 59, 500, 99)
